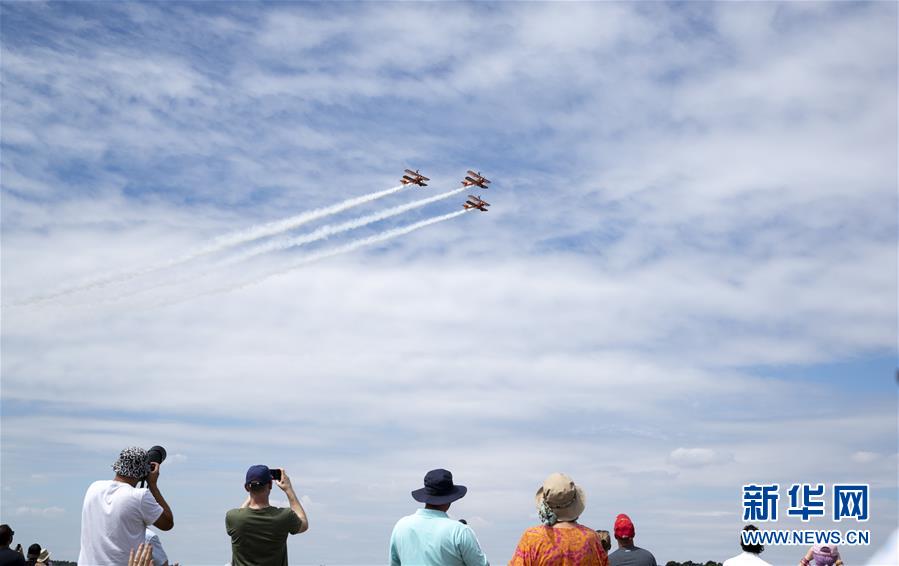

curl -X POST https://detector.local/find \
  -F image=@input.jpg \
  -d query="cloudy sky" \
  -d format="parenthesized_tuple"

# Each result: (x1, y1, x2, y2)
(1, 2, 896, 565)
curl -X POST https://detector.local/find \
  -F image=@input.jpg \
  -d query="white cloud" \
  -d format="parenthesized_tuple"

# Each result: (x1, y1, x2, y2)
(668, 448, 734, 469)
(168, 453, 188, 465)
(851, 451, 881, 464)
(15, 506, 65, 518)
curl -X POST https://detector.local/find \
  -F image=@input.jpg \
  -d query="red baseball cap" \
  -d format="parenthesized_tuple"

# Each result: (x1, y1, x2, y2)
(614, 513, 635, 538)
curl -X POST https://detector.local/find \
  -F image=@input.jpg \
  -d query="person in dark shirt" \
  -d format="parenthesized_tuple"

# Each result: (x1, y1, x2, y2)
(608, 514, 657, 566)
(225, 465, 309, 566)
(25, 544, 51, 566)
(0, 525, 25, 566)
(24, 544, 40, 566)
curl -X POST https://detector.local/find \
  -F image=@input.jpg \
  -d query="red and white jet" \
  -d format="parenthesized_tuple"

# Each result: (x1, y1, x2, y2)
(463, 195, 490, 212)
(461, 170, 491, 189)
(401, 169, 430, 187)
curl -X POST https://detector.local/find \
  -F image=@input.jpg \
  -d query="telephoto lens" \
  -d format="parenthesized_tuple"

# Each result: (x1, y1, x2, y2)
(147, 446, 167, 465)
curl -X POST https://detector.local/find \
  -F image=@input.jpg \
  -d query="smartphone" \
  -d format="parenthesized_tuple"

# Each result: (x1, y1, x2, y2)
(270, 468, 282, 481)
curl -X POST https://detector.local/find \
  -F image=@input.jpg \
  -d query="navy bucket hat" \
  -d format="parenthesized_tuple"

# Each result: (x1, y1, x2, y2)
(411, 468, 467, 505)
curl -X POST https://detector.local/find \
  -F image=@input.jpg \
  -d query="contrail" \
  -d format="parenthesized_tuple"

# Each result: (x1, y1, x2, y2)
(161, 208, 471, 306)
(199, 184, 406, 252)
(12, 184, 406, 306)
(220, 187, 465, 267)
(94, 188, 466, 304)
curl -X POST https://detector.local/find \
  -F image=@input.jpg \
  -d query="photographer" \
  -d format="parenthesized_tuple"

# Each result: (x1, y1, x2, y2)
(225, 465, 308, 566)
(78, 447, 174, 566)
(0, 525, 24, 566)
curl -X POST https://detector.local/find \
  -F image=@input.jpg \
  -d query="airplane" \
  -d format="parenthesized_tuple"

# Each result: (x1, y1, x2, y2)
(461, 170, 491, 189)
(401, 169, 429, 187)
(463, 195, 490, 212)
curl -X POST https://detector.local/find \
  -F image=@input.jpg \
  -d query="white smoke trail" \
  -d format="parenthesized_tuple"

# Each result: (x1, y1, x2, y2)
(220, 187, 465, 267)
(94, 188, 466, 304)
(13, 184, 406, 306)
(201, 184, 406, 251)
(161, 209, 471, 306)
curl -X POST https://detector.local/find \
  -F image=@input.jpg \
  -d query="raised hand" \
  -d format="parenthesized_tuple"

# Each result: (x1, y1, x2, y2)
(128, 543, 154, 566)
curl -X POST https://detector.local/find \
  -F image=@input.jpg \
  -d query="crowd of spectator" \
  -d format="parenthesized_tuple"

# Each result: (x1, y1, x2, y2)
(0, 447, 893, 565)
(0, 526, 53, 566)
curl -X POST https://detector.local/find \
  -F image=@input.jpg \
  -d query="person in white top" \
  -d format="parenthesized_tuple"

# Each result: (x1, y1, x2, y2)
(723, 525, 773, 566)
(78, 447, 174, 566)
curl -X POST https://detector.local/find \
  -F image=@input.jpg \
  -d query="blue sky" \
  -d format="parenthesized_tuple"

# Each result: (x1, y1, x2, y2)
(1, 2, 896, 564)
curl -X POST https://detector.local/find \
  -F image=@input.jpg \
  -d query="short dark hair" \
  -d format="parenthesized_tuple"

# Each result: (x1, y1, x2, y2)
(596, 530, 612, 552)
(27, 544, 41, 557)
(740, 524, 764, 554)
(0, 525, 13, 546)
(247, 481, 270, 493)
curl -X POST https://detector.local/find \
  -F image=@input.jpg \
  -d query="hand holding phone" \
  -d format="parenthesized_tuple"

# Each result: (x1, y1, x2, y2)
(274, 468, 293, 491)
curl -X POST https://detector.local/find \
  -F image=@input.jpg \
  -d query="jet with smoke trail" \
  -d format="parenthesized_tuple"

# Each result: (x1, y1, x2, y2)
(12, 184, 407, 306)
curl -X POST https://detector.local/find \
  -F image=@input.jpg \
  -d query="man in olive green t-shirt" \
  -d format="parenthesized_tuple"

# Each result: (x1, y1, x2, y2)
(225, 465, 309, 566)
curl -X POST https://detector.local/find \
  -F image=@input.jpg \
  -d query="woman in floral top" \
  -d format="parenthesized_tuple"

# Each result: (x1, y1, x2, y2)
(509, 473, 608, 566)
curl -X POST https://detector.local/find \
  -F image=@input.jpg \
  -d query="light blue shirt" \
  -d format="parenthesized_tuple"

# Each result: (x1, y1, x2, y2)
(144, 529, 168, 566)
(389, 508, 489, 566)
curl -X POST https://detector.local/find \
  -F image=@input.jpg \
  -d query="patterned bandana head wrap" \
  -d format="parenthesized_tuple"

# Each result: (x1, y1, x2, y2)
(112, 446, 151, 479)
(538, 499, 559, 526)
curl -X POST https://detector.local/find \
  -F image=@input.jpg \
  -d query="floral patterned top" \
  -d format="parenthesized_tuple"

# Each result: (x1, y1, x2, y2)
(509, 524, 609, 566)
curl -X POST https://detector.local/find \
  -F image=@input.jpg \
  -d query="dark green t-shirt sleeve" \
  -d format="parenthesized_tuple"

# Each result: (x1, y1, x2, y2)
(225, 508, 239, 536)
(281, 507, 302, 534)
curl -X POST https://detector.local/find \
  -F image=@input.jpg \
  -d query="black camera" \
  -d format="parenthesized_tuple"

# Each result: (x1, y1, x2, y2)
(148, 445, 167, 466)
(139, 446, 167, 486)
(270, 468, 282, 481)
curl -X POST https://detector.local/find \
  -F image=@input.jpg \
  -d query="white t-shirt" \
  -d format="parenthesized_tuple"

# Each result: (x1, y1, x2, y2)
(723, 552, 773, 566)
(78, 480, 164, 566)
(145, 528, 169, 566)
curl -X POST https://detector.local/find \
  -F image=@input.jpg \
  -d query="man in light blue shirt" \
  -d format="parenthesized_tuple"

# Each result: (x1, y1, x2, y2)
(389, 468, 489, 566)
